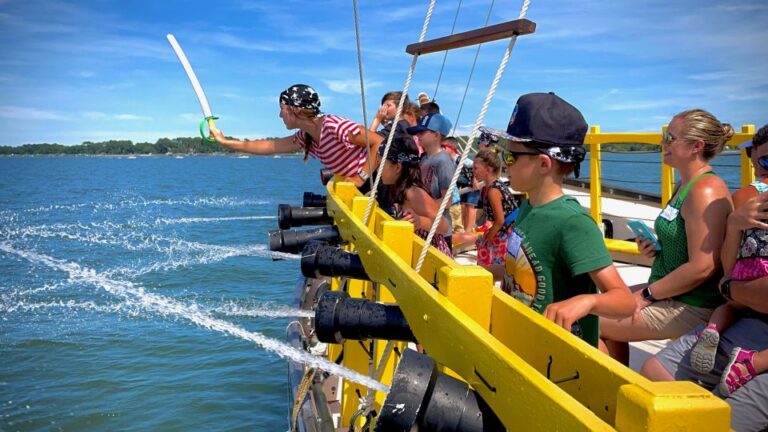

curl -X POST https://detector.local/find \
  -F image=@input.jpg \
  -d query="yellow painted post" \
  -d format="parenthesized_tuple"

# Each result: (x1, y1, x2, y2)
(740, 124, 756, 187)
(374, 220, 414, 406)
(436, 265, 493, 330)
(338, 196, 376, 424)
(660, 125, 674, 206)
(589, 125, 603, 226)
(615, 381, 731, 432)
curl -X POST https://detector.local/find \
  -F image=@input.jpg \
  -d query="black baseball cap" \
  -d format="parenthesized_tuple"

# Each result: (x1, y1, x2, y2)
(505, 92, 587, 147)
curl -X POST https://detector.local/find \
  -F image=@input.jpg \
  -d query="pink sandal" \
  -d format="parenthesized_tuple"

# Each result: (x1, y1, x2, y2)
(719, 347, 757, 397)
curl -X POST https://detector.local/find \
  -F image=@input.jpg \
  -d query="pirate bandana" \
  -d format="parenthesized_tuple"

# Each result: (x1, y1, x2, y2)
(536, 144, 586, 165)
(387, 152, 421, 166)
(477, 126, 501, 147)
(279, 84, 321, 115)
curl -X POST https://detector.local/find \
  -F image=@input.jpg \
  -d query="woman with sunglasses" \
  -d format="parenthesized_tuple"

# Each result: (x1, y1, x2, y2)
(211, 84, 382, 188)
(642, 125, 768, 431)
(600, 109, 734, 365)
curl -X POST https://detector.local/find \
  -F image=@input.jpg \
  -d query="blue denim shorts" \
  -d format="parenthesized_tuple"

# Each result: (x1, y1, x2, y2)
(460, 190, 480, 206)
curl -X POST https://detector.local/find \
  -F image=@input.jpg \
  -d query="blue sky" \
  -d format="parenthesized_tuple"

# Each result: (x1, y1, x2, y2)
(1, 0, 766, 146)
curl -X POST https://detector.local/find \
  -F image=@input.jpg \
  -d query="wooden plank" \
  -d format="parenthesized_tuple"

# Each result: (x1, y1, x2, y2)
(405, 19, 536, 56)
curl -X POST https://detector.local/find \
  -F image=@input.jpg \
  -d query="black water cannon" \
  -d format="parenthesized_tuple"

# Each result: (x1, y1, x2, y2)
(314, 291, 416, 344)
(301, 241, 369, 281)
(376, 349, 504, 432)
(268, 225, 341, 254)
(302, 192, 327, 208)
(319, 168, 334, 186)
(278, 204, 333, 230)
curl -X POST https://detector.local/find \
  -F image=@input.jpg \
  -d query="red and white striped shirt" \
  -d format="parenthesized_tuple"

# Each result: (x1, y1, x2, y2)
(295, 115, 367, 177)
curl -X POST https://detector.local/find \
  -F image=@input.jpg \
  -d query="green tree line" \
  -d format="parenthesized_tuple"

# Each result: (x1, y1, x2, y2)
(2, 137, 661, 156)
(0, 137, 275, 156)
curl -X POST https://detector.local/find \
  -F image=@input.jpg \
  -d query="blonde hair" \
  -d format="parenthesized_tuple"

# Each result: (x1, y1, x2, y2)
(475, 148, 501, 175)
(675, 109, 734, 160)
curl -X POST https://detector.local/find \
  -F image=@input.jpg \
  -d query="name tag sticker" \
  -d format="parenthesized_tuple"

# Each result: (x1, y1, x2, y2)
(660, 205, 679, 221)
(507, 231, 523, 258)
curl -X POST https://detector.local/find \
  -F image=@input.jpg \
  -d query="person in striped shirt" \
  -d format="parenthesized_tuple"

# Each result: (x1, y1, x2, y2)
(211, 84, 382, 188)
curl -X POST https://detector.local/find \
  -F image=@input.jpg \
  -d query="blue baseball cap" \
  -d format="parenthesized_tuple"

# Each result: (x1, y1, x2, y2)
(407, 113, 452, 136)
(737, 140, 754, 149)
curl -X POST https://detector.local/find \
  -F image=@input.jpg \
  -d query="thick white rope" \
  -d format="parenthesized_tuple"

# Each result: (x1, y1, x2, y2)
(362, 0, 437, 226)
(415, 0, 532, 272)
(355, 0, 437, 411)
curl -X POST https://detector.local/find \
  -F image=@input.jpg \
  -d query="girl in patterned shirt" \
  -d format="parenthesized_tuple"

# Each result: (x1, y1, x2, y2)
(211, 84, 382, 188)
(473, 148, 520, 265)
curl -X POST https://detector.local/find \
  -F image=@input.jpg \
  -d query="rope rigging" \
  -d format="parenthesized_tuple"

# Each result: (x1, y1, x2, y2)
(450, 0, 496, 139)
(416, 0, 532, 272)
(432, 0, 463, 102)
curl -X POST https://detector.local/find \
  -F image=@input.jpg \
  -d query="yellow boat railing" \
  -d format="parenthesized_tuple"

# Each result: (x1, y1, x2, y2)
(587, 124, 756, 256)
(326, 178, 732, 431)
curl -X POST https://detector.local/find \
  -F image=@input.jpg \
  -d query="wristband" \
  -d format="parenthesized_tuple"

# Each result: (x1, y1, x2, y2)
(719, 279, 733, 302)
(642, 285, 658, 302)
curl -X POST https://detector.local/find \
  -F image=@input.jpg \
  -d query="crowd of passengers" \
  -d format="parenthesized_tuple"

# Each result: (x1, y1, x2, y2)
(211, 84, 768, 431)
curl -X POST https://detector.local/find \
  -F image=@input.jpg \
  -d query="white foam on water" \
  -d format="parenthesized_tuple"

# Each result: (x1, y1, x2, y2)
(0, 299, 138, 316)
(1, 223, 299, 275)
(18, 196, 271, 215)
(153, 215, 274, 225)
(106, 241, 298, 278)
(2, 281, 71, 297)
(210, 302, 314, 319)
(0, 242, 389, 394)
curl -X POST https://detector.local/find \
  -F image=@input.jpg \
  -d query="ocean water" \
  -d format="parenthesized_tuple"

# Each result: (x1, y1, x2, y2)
(0, 155, 328, 431)
(0, 151, 745, 431)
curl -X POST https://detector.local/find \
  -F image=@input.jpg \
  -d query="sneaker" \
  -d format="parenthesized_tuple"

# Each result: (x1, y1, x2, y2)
(690, 324, 719, 374)
(718, 347, 757, 397)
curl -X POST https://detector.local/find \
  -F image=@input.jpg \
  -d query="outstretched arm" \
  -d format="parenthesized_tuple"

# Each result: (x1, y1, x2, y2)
(211, 129, 302, 155)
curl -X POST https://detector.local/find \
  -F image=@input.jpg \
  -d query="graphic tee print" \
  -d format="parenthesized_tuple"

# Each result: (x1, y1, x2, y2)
(502, 196, 613, 346)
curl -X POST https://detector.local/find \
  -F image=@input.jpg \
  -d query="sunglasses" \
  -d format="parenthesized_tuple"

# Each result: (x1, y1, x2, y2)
(500, 149, 541, 165)
(758, 155, 768, 170)
(662, 131, 678, 144)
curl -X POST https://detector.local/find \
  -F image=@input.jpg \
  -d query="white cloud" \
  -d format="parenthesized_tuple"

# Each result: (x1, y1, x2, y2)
(114, 114, 153, 121)
(0, 106, 67, 120)
(602, 100, 681, 112)
(81, 111, 107, 120)
(75, 70, 96, 79)
(716, 4, 768, 12)
(324, 79, 382, 95)
(178, 113, 201, 122)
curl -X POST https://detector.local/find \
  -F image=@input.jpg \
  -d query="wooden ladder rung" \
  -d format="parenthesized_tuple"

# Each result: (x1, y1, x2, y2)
(405, 19, 536, 56)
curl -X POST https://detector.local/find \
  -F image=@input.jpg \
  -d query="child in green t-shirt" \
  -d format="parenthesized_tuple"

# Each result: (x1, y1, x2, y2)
(484, 93, 634, 346)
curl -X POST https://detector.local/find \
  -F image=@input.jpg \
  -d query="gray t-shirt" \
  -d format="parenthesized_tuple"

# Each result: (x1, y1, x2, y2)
(420, 150, 454, 227)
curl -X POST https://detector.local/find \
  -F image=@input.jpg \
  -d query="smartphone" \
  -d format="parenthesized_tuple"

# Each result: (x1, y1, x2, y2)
(627, 219, 661, 251)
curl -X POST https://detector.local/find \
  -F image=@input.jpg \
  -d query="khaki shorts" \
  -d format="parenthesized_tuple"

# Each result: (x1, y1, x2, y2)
(639, 299, 714, 339)
(449, 204, 463, 232)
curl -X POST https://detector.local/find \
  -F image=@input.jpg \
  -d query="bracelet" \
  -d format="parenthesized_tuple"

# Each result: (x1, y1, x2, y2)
(719, 279, 733, 302)
(642, 285, 658, 302)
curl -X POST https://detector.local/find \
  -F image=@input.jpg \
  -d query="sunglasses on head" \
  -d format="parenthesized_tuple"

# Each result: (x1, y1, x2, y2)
(500, 149, 541, 165)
